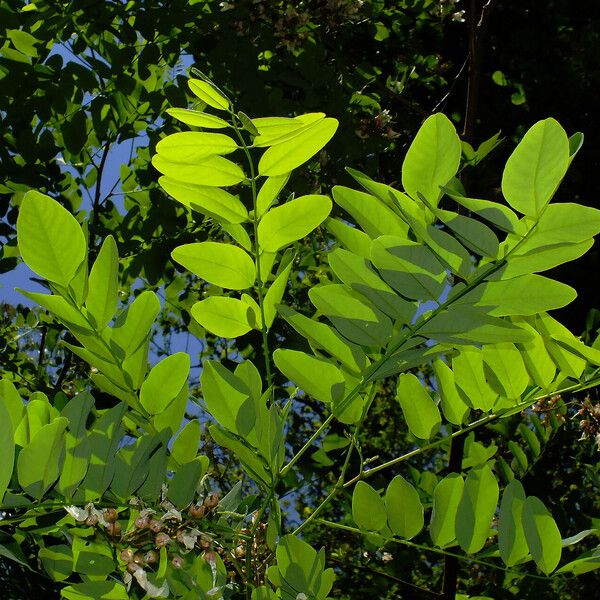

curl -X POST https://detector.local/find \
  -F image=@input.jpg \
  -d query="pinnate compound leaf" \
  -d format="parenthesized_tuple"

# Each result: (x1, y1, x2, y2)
(17, 417, 68, 499)
(522, 496, 562, 574)
(258, 117, 338, 176)
(172, 242, 255, 290)
(385, 475, 424, 539)
(430, 473, 464, 548)
(166, 108, 229, 129)
(188, 78, 230, 110)
(152, 153, 245, 187)
(402, 113, 461, 209)
(86, 235, 118, 330)
(498, 480, 529, 567)
(501, 118, 569, 216)
(257, 195, 332, 252)
(191, 297, 253, 338)
(159, 177, 248, 223)
(456, 465, 499, 554)
(17, 191, 86, 287)
(140, 353, 190, 415)
(273, 349, 345, 405)
(396, 373, 441, 440)
(352, 481, 387, 532)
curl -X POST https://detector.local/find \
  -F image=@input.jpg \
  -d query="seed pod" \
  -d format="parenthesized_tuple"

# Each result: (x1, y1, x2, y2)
(176, 529, 187, 545)
(234, 545, 246, 559)
(103, 508, 118, 523)
(144, 550, 159, 565)
(171, 555, 184, 569)
(155, 532, 171, 548)
(132, 552, 145, 565)
(120, 549, 134, 563)
(203, 550, 217, 564)
(134, 515, 150, 529)
(106, 521, 122, 537)
(149, 519, 163, 532)
(85, 515, 98, 527)
(188, 504, 206, 519)
(203, 493, 219, 509)
(200, 534, 212, 549)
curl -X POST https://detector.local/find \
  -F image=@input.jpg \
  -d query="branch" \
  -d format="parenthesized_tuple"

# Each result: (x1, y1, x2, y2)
(88, 141, 111, 263)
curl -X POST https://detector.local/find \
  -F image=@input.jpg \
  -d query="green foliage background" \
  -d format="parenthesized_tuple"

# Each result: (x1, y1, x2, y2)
(1, 1, 600, 599)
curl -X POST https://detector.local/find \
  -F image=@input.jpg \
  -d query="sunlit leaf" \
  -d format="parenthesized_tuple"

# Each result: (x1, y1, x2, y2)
(396, 373, 441, 440)
(352, 481, 387, 532)
(522, 496, 562, 574)
(385, 475, 424, 539)
(191, 297, 253, 338)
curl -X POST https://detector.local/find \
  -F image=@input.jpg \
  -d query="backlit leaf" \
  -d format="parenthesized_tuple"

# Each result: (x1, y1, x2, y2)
(352, 481, 387, 532)
(17, 191, 86, 287)
(156, 131, 237, 161)
(502, 118, 569, 216)
(166, 108, 229, 129)
(152, 153, 245, 187)
(498, 480, 529, 566)
(522, 496, 562, 574)
(172, 242, 255, 290)
(140, 353, 190, 415)
(430, 473, 464, 548)
(257, 195, 332, 252)
(86, 235, 119, 330)
(385, 475, 424, 539)
(396, 373, 441, 440)
(188, 78, 230, 110)
(191, 297, 253, 338)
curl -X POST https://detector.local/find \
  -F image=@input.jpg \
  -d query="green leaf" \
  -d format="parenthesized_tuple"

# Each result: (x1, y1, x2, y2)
(385, 475, 424, 539)
(326, 218, 372, 259)
(0, 395, 14, 503)
(452, 347, 497, 412)
(111, 290, 160, 357)
(498, 480, 529, 566)
(75, 403, 126, 502)
(159, 176, 248, 223)
(309, 284, 392, 347)
(396, 373, 441, 440)
(482, 343, 529, 399)
(17, 291, 91, 332)
(522, 496, 562, 574)
(456, 465, 499, 554)
(57, 393, 94, 499)
(516, 322, 556, 389)
(251, 116, 308, 145)
(152, 153, 245, 186)
(17, 191, 86, 287)
(140, 353, 190, 415)
(39, 545, 73, 582)
(171, 419, 201, 467)
(278, 306, 369, 376)
(434, 209, 499, 258)
(172, 242, 255, 290)
(444, 191, 520, 233)
(86, 235, 118, 330)
(263, 255, 293, 328)
(256, 174, 290, 217)
(0, 379, 25, 432)
(201, 361, 256, 439)
(17, 417, 68, 499)
(258, 117, 338, 176)
(188, 78, 230, 110)
(352, 481, 387, 532)
(61, 581, 129, 600)
(370, 236, 446, 301)
(402, 113, 461, 210)
(422, 306, 532, 346)
(332, 186, 409, 239)
(458, 274, 577, 316)
(168, 460, 204, 508)
(430, 473, 464, 548)
(209, 425, 271, 486)
(273, 349, 345, 405)
(328, 248, 415, 322)
(501, 118, 570, 216)
(156, 131, 238, 161)
(257, 195, 332, 252)
(7, 29, 39, 57)
(166, 108, 229, 129)
(556, 547, 600, 576)
(191, 296, 253, 338)
(432, 359, 470, 425)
